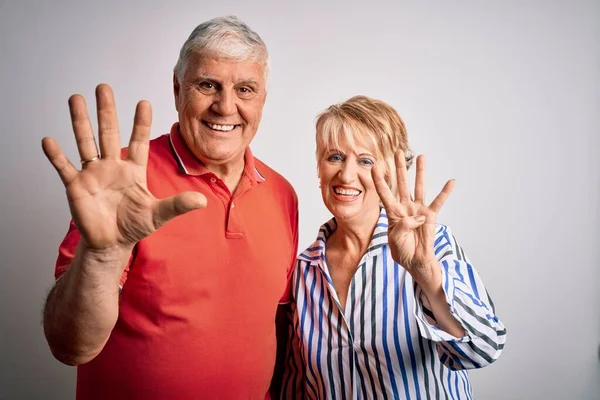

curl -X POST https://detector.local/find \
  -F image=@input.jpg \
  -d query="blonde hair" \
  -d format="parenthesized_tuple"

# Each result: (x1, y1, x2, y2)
(315, 95, 413, 200)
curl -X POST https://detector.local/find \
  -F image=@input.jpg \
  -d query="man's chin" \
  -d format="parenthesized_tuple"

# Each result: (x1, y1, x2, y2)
(196, 147, 246, 167)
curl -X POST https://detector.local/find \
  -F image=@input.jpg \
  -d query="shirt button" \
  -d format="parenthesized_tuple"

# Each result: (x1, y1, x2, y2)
(231, 202, 235, 208)
(210, 177, 216, 183)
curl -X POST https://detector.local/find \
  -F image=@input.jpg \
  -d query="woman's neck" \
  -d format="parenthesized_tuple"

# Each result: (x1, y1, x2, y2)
(328, 206, 381, 257)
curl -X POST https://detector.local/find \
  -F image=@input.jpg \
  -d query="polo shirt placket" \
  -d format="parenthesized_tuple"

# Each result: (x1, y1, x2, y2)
(168, 126, 266, 240)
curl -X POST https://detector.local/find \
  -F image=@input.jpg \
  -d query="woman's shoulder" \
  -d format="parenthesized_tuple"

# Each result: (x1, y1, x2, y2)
(296, 237, 326, 265)
(295, 217, 336, 264)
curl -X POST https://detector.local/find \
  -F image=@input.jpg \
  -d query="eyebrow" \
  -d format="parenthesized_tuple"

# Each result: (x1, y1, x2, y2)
(236, 78, 259, 86)
(327, 149, 375, 158)
(195, 73, 219, 82)
(195, 74, 259, 87)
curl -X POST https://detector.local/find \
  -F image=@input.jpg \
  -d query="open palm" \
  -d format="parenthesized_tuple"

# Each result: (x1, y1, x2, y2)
(372, 150, 454, 285)
(42, 84, 207, 252)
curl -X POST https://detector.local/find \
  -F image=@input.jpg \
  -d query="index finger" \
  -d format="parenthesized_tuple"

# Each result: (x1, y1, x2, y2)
(371, 163, 397, 212)
(395, 150, 411, 202)
(126, 100, 152, 166)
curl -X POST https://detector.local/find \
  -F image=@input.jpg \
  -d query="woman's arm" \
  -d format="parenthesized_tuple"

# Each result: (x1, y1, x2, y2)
(413, 225, 506, 370)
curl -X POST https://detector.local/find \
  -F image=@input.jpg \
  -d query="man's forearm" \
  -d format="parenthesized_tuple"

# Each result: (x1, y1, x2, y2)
(43, 242, 130, 365)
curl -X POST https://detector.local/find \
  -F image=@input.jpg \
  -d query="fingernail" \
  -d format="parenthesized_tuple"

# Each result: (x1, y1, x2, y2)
(415, 215, 426, 222)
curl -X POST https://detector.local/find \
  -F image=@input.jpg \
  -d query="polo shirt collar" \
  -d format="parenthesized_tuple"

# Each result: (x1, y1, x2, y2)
(168, 122, 266, 183)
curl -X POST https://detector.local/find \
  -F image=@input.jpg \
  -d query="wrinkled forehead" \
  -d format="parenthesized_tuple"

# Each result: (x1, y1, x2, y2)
(188, 52, 265, 78)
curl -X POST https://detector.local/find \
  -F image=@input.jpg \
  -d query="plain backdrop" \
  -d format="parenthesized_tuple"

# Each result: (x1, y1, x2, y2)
(1, 1, 598, 399)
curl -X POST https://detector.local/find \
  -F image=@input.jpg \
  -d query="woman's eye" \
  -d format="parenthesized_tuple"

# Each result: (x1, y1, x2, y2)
(359, 158, 374, 166)
(327, 153, 344, 162)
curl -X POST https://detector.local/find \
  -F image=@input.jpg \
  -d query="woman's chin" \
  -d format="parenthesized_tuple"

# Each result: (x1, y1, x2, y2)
(329, 204, 364, 221)
(327, 201, 381, 225)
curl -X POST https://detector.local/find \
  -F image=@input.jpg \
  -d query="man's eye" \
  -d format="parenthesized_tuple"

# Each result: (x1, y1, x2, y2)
(198, 82, 215, 90)
(237, 87, 255, 97)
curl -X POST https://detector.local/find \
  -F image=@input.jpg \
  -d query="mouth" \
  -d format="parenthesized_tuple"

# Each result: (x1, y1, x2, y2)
(202, 121, 242, 132)
(333, 186, 362, 197)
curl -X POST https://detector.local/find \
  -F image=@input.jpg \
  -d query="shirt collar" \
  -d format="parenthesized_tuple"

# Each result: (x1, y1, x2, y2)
(299, 206, 389, 264)
(168, 122, 266, 183)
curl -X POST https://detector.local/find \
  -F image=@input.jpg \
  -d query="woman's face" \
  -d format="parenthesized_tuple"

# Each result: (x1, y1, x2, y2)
(318, 137, 382, 222)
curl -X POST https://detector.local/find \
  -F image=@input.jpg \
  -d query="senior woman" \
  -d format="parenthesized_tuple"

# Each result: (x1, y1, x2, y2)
(280, 96, 506, 399)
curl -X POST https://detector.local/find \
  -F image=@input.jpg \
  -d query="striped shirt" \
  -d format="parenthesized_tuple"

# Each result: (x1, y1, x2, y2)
(281, 208, 506, 399)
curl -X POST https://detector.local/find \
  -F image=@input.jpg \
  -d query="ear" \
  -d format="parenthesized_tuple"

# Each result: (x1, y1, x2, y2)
(173, 73, 180, 112)
(316, 162, 324, 188)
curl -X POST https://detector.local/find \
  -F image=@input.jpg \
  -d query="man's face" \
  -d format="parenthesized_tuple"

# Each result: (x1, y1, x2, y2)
(174, 55, 267, 168)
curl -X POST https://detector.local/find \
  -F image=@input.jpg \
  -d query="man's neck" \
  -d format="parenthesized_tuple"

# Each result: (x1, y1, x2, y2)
(205, 160, 246, 194)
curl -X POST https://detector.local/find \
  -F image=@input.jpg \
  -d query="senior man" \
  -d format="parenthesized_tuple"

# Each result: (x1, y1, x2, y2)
(42, 16, 298, 399)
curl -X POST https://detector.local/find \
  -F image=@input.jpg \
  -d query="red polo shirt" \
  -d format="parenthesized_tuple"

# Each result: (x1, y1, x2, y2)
(54, 123, 298, 399)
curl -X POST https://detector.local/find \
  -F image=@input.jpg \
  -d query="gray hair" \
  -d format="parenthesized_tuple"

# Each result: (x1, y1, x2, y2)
(174, 16, 270, 86)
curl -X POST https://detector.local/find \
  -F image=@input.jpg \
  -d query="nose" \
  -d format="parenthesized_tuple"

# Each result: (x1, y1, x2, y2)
(211, 90, 237, 116)
(338, 160, 357, 184)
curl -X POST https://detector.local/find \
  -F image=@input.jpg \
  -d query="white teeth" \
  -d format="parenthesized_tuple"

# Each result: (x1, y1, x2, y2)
(334, 187, 360, 196)
(206, 122, 236, 131)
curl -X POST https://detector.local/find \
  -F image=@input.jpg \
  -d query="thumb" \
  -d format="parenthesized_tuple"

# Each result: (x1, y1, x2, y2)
(153, 191, 207, 228)
(403, 215, 427, 230)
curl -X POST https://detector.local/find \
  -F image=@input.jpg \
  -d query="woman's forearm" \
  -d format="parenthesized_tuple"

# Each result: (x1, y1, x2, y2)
(417, 261, 466, 338)
(421, 281, 465, 338)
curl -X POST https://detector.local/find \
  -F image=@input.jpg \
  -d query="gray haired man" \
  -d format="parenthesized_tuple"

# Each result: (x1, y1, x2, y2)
(42, 16, 298, 399)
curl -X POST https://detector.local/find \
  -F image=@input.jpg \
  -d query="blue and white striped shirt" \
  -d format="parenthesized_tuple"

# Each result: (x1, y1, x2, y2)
(281, 208, 506, 399)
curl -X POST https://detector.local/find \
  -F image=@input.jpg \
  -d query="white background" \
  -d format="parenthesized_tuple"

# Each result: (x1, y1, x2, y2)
(0, 0, 598, 399)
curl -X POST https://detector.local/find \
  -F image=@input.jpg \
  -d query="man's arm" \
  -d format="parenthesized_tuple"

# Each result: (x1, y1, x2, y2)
(269, 303, 291, 398)
(43, 243, 129, 365)
(41, 84, 206, 365)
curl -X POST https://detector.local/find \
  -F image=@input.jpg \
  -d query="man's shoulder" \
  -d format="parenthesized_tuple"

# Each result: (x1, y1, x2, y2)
(148, 133, 172, 153)
(253, 156, 297, 198)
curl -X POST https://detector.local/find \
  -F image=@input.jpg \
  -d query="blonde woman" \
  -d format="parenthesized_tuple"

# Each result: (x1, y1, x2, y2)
(281, 96, 506, 399)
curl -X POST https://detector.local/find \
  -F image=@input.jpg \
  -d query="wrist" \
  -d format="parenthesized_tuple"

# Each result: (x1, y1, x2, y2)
(73, 241, 132, 284)
(412, 258, 443, 295)
(79, 240, 133, 264)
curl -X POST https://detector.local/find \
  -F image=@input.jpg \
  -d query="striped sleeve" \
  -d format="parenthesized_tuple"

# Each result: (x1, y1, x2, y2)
(280, 266, 307, 399)
(413, 224, 507, 370)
